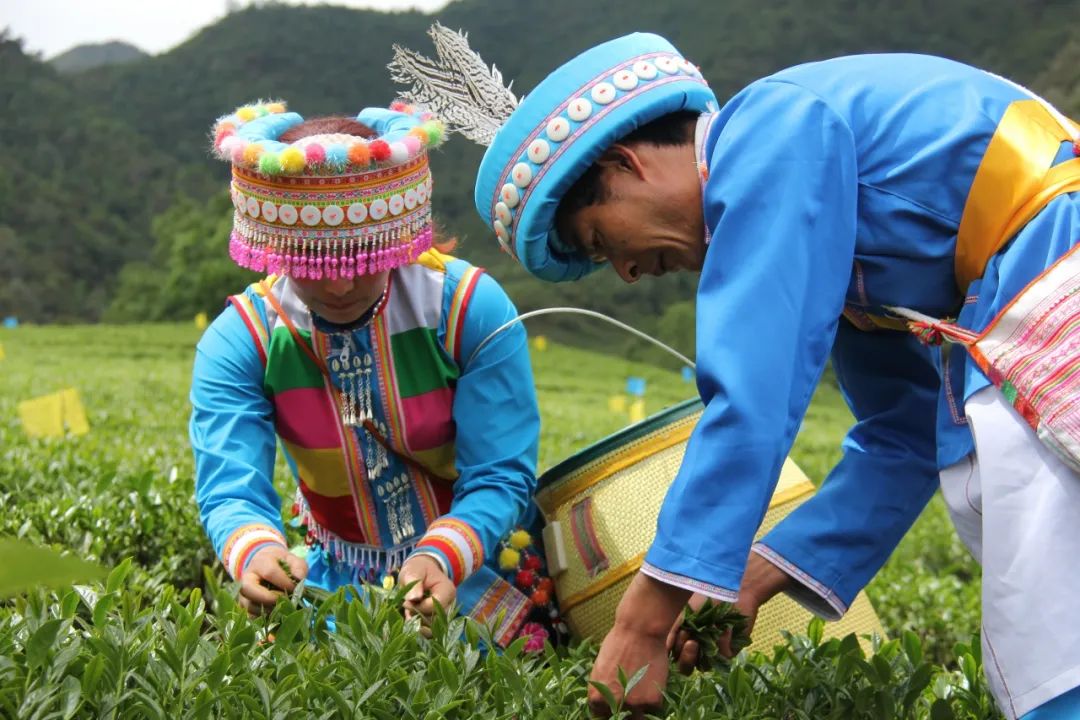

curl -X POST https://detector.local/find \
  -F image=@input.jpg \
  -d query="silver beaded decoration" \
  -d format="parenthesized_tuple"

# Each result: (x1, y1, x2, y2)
(380, 472, 416, 546)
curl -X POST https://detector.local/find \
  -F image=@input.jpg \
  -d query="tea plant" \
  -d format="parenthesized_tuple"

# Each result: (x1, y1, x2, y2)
(0, 563, 1001, 719)
(0, 323, 993, 717)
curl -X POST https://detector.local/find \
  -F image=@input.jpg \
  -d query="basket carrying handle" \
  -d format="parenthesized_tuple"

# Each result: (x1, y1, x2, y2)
(466, 307, 696, 370)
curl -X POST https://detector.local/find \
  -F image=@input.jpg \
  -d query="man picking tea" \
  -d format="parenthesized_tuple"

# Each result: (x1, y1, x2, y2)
(463, 34, 1079, 720)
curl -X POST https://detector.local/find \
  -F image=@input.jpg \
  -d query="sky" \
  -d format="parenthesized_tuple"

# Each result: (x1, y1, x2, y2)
(2, 0, 451, 58)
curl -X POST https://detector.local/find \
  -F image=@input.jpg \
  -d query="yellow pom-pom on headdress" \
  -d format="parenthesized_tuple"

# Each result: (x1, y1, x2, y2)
(279, 147, 305, 174)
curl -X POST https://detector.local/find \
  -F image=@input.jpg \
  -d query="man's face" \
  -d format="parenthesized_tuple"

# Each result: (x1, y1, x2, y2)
(291, 271, 389, 324)
(556, 145, 706, 284)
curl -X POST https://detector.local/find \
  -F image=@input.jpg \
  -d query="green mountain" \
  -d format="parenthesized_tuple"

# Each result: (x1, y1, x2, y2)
(0, 31, 214, 321)
(2, 0, 1078, 356)
(50, 41, 148, 73)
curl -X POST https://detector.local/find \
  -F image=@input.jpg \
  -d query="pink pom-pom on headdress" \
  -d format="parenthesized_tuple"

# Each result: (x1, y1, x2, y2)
(229, 139, 249, 165)
(402, 135, 422, 157)
(215, 124, 236, 150)
(305, 144, 326, 165)
(219, 135, 244, 157)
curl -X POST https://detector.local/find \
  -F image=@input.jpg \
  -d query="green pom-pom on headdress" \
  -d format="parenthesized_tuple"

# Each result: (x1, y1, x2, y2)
(258, 152, 282, 175)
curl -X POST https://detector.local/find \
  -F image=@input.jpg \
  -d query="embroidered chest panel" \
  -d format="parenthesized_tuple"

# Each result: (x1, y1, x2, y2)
(240, 262, 467, 555)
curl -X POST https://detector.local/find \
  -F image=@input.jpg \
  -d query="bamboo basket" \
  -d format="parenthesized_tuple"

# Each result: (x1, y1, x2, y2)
(536, 398, 885, 653)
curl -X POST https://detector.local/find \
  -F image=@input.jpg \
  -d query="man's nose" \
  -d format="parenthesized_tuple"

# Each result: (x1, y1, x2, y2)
(613, 259, 641, 284)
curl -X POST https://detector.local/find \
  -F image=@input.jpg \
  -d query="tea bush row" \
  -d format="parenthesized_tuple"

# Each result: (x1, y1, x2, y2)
(0, 560, 1002, 720)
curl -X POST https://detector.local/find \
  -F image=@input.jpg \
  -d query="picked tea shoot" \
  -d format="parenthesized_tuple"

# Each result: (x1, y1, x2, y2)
(256, 557, 332, 604)
(681, 601, 751, 666)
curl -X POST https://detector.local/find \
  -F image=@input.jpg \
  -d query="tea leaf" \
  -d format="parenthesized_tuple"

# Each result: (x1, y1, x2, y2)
(105, 558, 133, 595)
(589, 680, 619, 711)
(0, 538, 104, 597)
(274, 610, 307, 648)
(902, 630, 923, 665)
(26, 618, 64, 671)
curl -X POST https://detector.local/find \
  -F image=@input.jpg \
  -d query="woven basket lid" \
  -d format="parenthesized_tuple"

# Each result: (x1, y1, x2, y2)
(538, 397, 703, 492)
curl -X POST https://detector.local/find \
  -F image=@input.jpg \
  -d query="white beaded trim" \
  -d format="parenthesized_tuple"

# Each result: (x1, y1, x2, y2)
(489, 53, 706, 252)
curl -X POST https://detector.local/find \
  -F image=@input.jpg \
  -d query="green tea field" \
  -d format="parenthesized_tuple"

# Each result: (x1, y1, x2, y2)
(0, 323, 997, 718)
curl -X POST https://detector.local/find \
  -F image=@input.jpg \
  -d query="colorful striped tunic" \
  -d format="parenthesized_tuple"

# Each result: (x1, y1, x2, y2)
(190, 250, 541, 644)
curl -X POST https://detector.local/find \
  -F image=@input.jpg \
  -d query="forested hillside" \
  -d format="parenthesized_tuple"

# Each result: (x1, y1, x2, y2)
(49, 41, 148, 73)
(2, 0, 1078, 355)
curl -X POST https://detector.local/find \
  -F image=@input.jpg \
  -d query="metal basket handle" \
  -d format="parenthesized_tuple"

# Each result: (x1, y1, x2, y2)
(466, 307, 696, 370)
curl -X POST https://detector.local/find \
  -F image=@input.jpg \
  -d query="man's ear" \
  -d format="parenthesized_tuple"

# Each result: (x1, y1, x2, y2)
(595, 143, 647, 179)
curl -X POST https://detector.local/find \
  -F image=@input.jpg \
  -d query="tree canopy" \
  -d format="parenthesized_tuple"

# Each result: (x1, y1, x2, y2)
(2, 0, 1077, 357)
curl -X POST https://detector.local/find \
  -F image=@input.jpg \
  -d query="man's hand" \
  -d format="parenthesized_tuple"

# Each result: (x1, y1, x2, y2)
(239, 545, 308, 615)
(399, 554, 456, 636)
(666, 592, 709, 674)
(667, 552, 792, 673)
(588, 573, 689, 718)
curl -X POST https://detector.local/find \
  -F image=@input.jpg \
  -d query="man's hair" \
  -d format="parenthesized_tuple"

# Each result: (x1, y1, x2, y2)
(556, 110, 698, 222)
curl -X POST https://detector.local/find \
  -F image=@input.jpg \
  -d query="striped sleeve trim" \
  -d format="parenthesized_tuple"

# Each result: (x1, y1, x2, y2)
(222, 524, 287, 580)
(227, 290, 270, 366)
(751, 543, 848, 620)
(407, 549, 450, 578)
(640, 561, 738, 602)
(444, 266, 484, 365)
(414, 518, 484, 585)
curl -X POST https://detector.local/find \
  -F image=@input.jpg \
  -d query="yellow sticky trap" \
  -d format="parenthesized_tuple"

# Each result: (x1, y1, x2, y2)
(628, 399, 646, 423)
(18, 388, 89, 438)
(195, 312, 209, 330)
(18, 393, 64, 438)
(607, 395, 627, 413)
(0, 343, 5, 360)
(531, 335, 548, 352)
(60, 388, 90, 436)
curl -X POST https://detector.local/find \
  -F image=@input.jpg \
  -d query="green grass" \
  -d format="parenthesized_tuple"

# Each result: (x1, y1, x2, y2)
(0, 323, 992, 717)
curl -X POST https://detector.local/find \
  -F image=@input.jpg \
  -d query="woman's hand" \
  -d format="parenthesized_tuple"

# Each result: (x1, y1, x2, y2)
(399, 554, 457, 636)
(239, 545, 309, 614)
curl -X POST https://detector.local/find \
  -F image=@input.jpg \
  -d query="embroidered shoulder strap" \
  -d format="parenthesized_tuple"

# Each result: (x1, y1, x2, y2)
(444, 265, 485, 365)
(259, 279, 328, 372)
(227, 286, 271, 366)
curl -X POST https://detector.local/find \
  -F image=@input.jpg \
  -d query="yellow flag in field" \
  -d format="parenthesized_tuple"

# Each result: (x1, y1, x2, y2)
(628, 398, 646, 423)
(608, 395, 627, 413)
(195, 312, 209, 330)
(531, 335, 548, 352)
(18, 388, 90, 438)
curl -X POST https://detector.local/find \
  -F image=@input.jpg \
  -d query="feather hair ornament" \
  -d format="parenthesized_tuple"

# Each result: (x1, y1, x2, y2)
(389, 22, 518, 147)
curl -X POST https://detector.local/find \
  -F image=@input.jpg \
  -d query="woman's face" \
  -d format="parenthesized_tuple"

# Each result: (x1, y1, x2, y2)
(290, 271, 390, 324)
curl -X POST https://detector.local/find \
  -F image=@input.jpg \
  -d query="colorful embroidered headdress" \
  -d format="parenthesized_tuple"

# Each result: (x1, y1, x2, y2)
(391, 28, 716, 282)
(211, 101, 445, 279)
